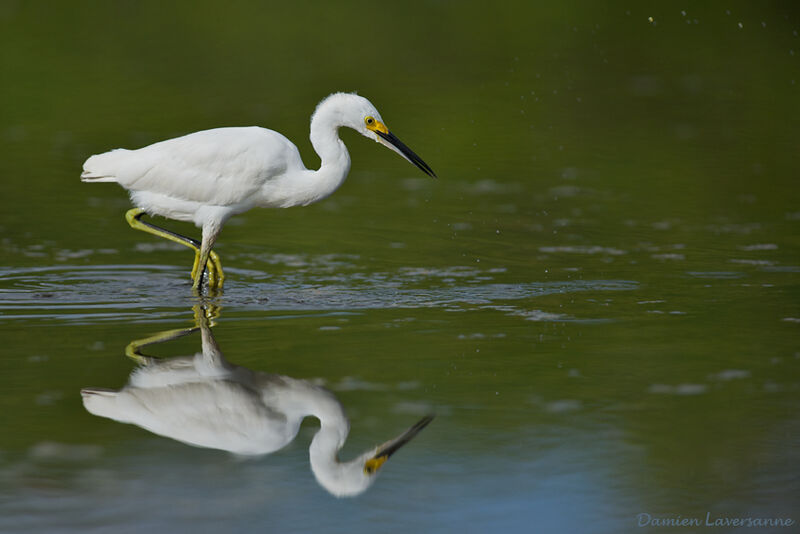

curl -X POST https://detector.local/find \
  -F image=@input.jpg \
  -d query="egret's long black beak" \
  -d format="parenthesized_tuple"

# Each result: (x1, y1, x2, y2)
(363, 415, 435, 474)
(376, 130, 437, 178)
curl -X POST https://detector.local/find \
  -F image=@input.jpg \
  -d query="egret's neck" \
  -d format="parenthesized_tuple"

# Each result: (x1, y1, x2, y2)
(310, 119, 349, 169)
(308, 405, 376, 497)
(308, 398, 350, 467)
(305, 103, 352, 200)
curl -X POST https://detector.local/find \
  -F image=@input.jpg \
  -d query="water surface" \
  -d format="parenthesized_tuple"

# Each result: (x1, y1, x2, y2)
(1, 2, 798, 533)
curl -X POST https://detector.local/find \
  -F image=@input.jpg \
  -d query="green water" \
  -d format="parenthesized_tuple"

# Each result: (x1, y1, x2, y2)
(1, 2, 798, 532)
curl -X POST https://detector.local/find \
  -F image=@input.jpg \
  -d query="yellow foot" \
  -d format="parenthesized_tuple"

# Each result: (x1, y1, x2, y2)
(125, 207, 146, 226)
(209, 250, 225, 287)
(191, 250, 224, 290)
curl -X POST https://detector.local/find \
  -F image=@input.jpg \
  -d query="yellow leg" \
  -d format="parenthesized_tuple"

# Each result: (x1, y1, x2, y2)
(209, 251, 224, 287)
(190, 250, 223, 287)
(125, 208, 223, 289)
(126, 208, 200, 250)
(191, 247, 212, 291)
(191, 220, 224, 292)
(191, 250, 201, 281)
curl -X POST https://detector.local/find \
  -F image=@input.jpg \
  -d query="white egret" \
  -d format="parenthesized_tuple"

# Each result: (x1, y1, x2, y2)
(80, 310, 434, 497)
(81, 92, 436, 291)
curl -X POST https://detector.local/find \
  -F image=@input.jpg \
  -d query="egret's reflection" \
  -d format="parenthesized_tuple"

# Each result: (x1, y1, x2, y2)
(81, 306, 433, 497)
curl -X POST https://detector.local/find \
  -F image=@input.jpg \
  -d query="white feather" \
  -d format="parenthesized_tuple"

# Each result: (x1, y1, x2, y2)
(80, 92, 435, 286)
(81, 94, 391, 224)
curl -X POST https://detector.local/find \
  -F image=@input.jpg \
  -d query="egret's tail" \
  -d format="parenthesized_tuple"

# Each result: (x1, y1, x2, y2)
(80, 172, 117, 182)
(81, 150, 127, 182)
(80, 388, 120, 418)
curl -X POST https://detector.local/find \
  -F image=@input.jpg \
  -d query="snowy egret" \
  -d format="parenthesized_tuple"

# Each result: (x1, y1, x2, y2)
(81, 92, 436, 291)
(81, 308, 434, 497)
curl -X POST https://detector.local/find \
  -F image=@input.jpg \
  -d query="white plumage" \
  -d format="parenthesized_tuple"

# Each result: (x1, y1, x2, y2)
(81, 92, 435, 290)
(81, 318, 434, 497)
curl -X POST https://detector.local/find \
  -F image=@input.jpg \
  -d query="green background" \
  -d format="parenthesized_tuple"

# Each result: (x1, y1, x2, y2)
(1, 2, 798, 532)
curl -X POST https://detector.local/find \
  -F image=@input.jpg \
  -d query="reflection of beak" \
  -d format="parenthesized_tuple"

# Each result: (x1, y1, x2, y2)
(375, 129, 437, 178)
(364, 415, 434, 474)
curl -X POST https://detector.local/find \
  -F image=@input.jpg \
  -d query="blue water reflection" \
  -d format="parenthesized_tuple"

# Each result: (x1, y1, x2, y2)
(80, 306, 433, 498)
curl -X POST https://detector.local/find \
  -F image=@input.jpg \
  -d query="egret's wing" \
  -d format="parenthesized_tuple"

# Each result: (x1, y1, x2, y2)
(87, 127, 305, 206)
(127, 354, 234, 389)
(85, 380, 297, 455)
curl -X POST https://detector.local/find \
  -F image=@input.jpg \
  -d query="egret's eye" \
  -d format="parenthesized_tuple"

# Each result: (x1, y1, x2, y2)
(363, 455, 386, 475)
(365, 116, 375, 126)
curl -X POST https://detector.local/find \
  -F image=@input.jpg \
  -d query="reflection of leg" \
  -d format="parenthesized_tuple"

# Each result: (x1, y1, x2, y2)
(193, 302, 220, 327)
(124, 304, 220, 364)
(124, 326, 198, 365)
(197, 305, 226, 367)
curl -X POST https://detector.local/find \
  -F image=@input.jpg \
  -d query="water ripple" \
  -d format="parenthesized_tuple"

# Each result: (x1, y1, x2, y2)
(0, 264, 637, 324)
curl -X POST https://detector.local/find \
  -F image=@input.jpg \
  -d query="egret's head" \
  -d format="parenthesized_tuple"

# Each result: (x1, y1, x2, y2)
(311, 415, 434, 498)
(314, 92, 437, 178)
